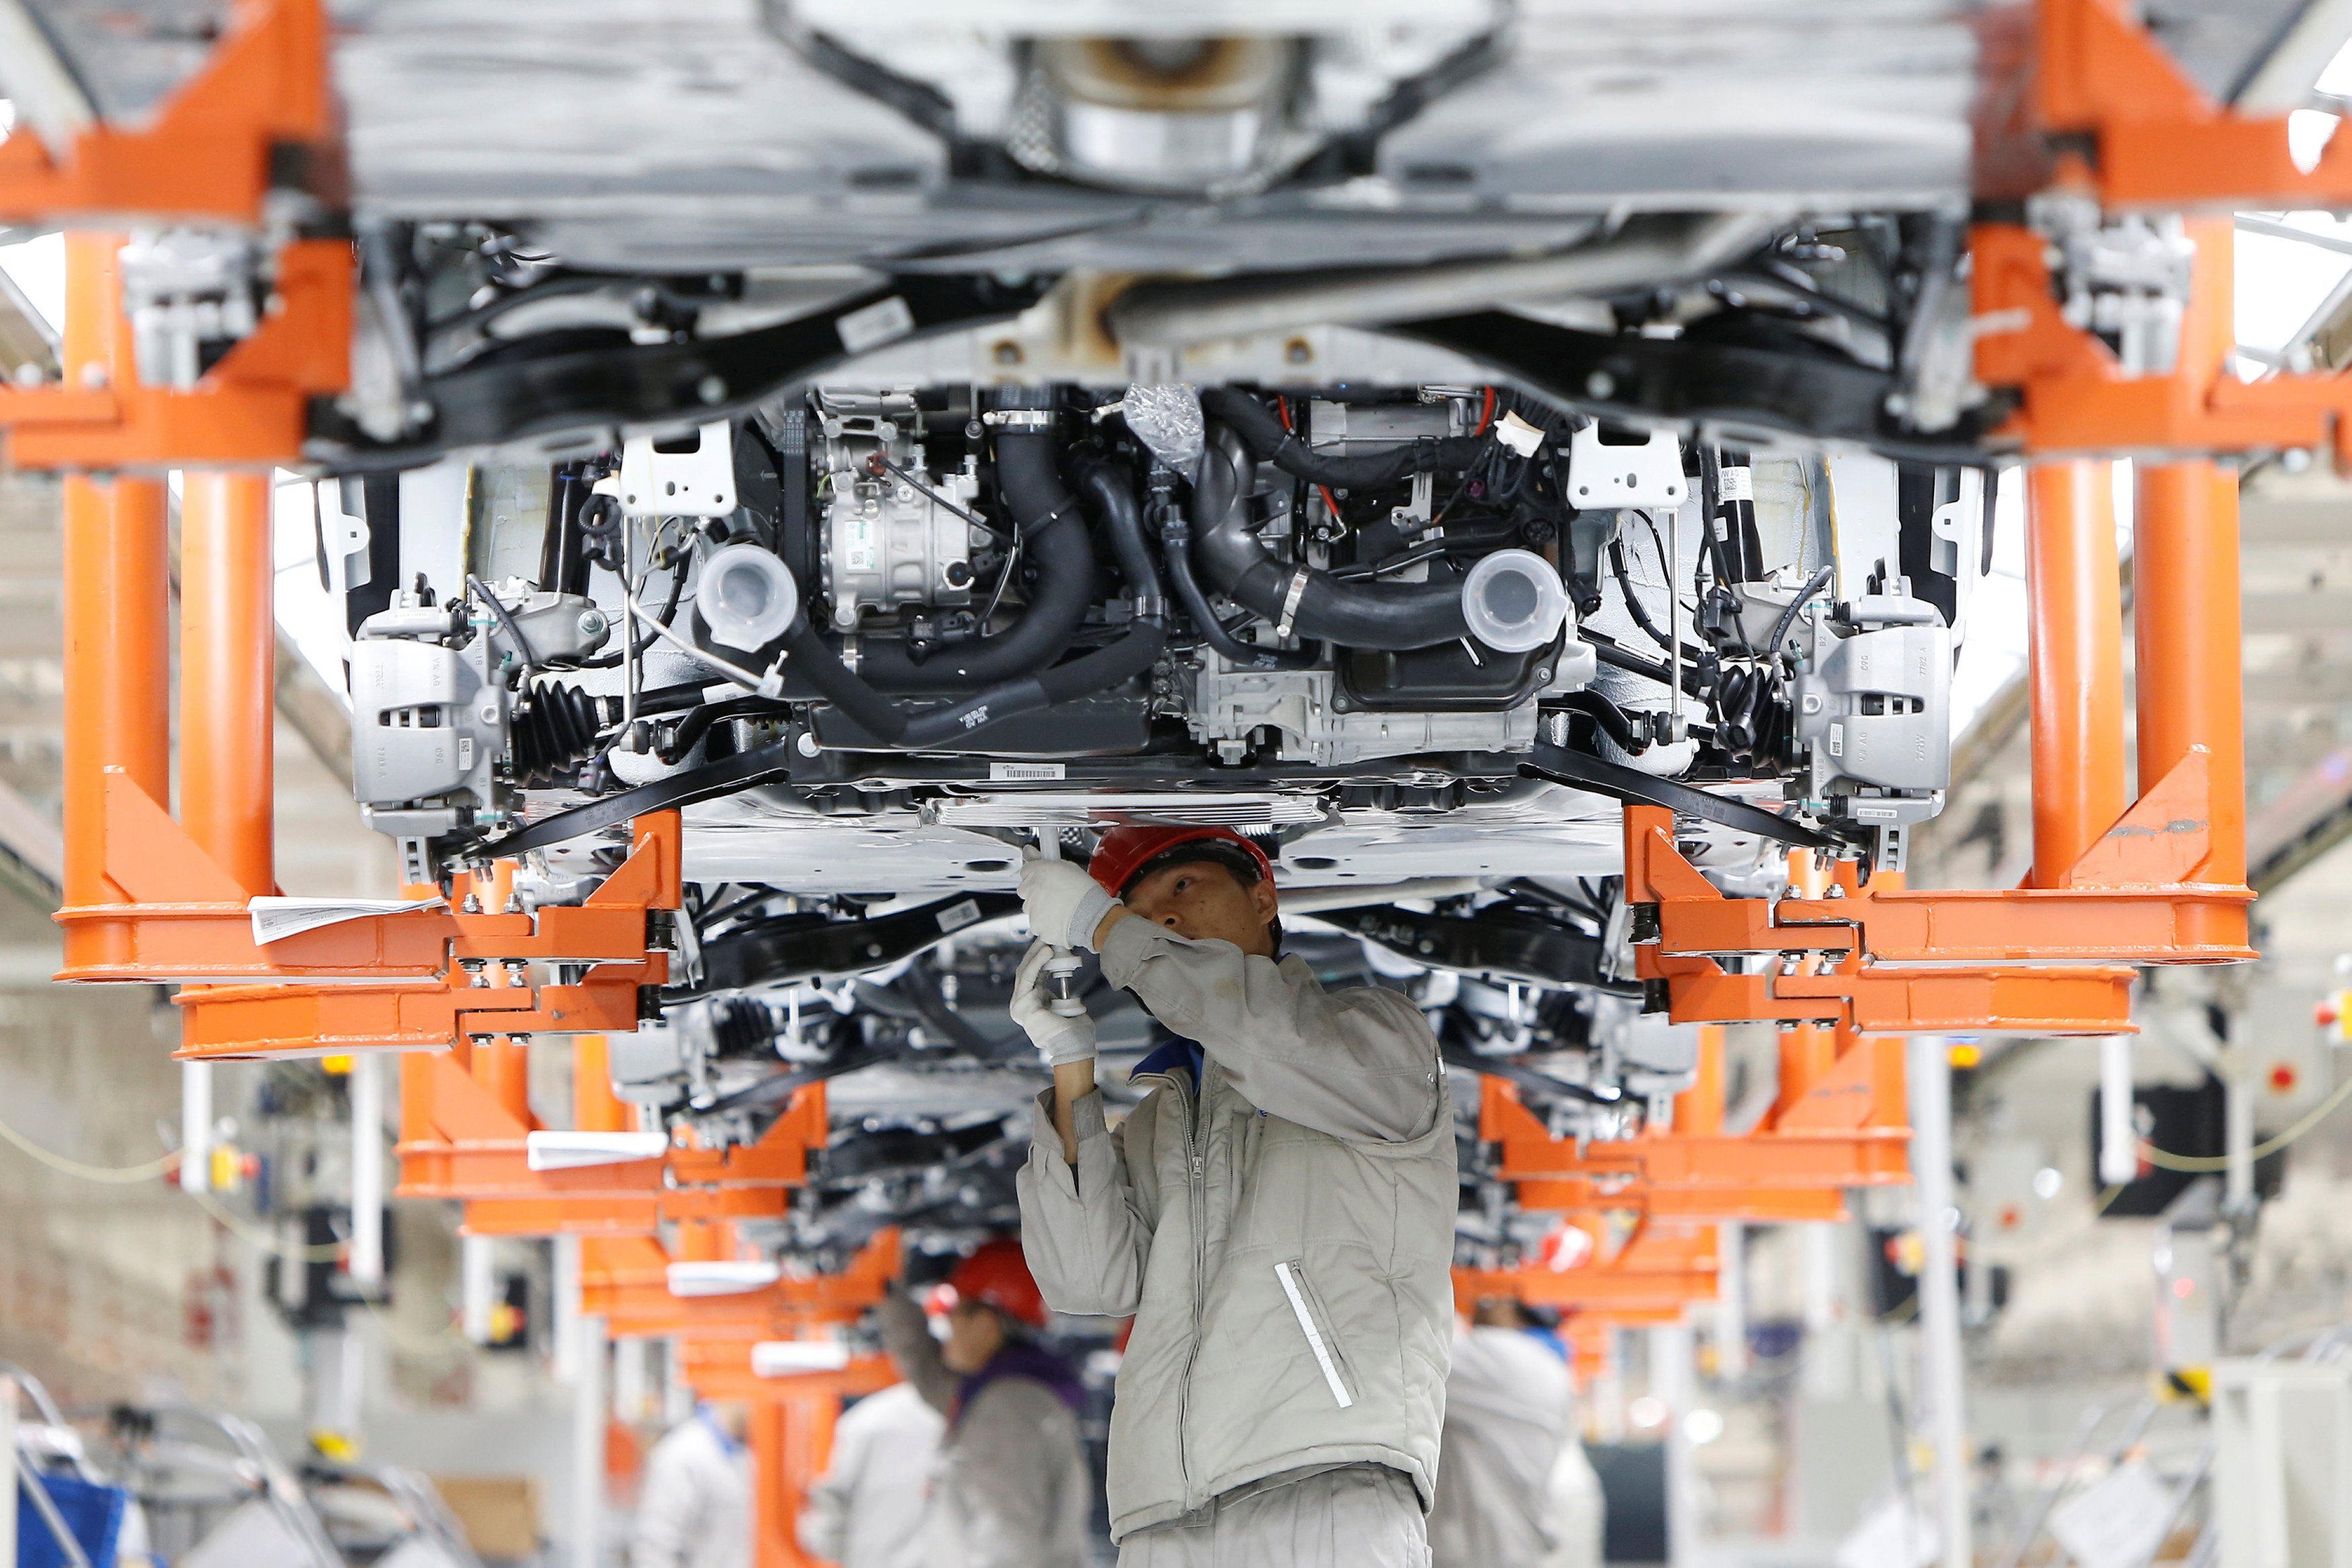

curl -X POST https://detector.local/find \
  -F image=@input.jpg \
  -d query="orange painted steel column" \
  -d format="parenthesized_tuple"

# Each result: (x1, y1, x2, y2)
(575, 1037, 632, 1133)
(59, 235, 171, 959)
(1773, 853, 1837, 1120)
(1672, 1026, 1725, 1135)
(2134, 461, 2246, 887)
(2024, 460, 2128, 885)
(472, 1037, 531, 1125)
(177, 470, 276, 894)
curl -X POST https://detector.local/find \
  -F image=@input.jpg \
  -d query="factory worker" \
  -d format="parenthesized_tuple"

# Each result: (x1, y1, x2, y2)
(1014, 824, 1456, 1567)
(633, 1399, 751, 1568)
(875, 1237, 1093, 1568)
(1428, 1298, 1600, 1568)
(795, 1377, 943, 1568)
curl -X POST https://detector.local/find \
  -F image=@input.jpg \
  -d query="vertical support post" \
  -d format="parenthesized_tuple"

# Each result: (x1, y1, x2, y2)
(1651, 1321, 1699, 1568)
(575, 1036, 628, 1134)
(751, 1400, 792, 1568)
(2134, 458, 2246, 887)
(349, 1055, 384, 1289)
(474, 1037, 531, 1126)
(1907, 1036, 1970, 1568)
(2226, 1039, 2257, 1215)
(179, 1060, 214, 1192)
(177, 471, 276, 894)
(553, 1235, 583, 1383)
(571, 1312, 606, 1568)
(1, 1375, 18, 1568)
(2099, 1036, 2138, 1188)
(2024, 460, 2127, 886)
(1801, 1223, 1843, 1334)
(60, 241, 169, 963)
(612, 1337, 648, 1424)
(1673, 1026, 1725, 1135)
(1716, 1221, 1749, 1379)
(462, 1234, 496, 1344)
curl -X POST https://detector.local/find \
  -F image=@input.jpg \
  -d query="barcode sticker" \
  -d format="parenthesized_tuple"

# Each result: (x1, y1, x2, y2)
(837, 295, 915, 355)
(1720, 466, 1755, 501)
(935, 898, 984, 934)
(989, 762, 1066, 781)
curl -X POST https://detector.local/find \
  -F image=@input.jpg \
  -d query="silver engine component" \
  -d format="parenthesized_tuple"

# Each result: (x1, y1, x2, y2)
(349, 583, 611, 844)
(817, 390, 981, 628)
(118, 229, 263, 390)
(1185, 653, 1547, 768)
(1790, 576, 1953, 871)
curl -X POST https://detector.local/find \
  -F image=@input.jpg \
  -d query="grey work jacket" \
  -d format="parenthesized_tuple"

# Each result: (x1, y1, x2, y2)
(1017, 918, 1457, 1542)
(876, 1294, 1093, 1568)
(1428, 1326, 1577, 1568)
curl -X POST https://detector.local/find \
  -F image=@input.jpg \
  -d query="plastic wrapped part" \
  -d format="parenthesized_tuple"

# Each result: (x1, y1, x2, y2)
(1122, 383, 1206, 475)
(698, 543, 801, 652)
(1461, 549, 1570, 653)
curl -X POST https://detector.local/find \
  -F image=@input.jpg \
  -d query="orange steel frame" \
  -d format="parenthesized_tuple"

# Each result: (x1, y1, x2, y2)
(8, 0, 2342, 1557)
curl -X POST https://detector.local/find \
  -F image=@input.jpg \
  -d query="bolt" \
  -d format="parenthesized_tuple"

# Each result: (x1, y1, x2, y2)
(796, 730, 821, 757)
(697, 374, 728, 404)
(1585, 370, 1615, 399)
(578, 609, 607, 637)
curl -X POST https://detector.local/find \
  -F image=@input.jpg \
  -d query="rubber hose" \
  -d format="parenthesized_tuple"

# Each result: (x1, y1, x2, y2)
(1200, 386, 1492, 490)
(1068, 449, 1164, 616)
(1161, 510, 1319, 671)
(784, 617, 1165, 750)
(1193, 425, 1470, 652)
(849, 425, 1097, 692)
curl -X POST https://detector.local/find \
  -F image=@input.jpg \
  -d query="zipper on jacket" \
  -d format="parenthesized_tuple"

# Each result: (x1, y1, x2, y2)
(1174, 1062, 1210, 1507)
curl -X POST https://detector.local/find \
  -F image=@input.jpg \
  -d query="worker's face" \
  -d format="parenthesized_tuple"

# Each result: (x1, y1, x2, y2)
(941, 1301, 1007, 1375)
(1122, 860, 1277, 958)
(1473, 1298, 1530, 1330)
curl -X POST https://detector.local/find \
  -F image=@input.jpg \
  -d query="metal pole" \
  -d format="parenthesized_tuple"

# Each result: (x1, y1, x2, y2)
(180, 1060, 213, 1192)
(2, 1374, 18, 1568)
(349, 1055, 384, 1289)
(176, 470, 276, 895)
(1908, 1035, 1970, 1568)
(1717, 1221, 1749, 1379)
(552, 1235, 583, 1384)
(2024, 460, 2127, 886)
(462, 1235, 496, 1344)
(571, 1313, 606, 1568)
(2099, 1036, 2139, 1188)
(1651, 1321, 1699, 1568)
(2132, 459, 2244, 888)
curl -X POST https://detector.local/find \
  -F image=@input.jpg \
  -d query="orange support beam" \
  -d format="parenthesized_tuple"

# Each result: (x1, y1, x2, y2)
(177, 472, 278, 897)
(2025, 461, 2128, 887)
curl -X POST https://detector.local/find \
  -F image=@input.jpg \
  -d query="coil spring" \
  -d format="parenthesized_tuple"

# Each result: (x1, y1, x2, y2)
(510, 680, 617, 785)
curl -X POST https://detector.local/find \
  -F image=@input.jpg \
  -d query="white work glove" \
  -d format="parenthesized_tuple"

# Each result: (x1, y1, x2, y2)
(1010, 941, 1097, 1068)
(1019, 855, 1119, 951)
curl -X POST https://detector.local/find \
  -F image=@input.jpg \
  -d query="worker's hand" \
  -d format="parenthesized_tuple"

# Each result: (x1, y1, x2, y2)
(1019, 855, 1118, 951)
(1010, 941, 1097, 1067)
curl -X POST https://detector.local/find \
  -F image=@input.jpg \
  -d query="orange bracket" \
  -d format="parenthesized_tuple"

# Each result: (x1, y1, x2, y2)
(2033, 0, 2352, 211)
(0, 0, 331, 225)
(1455, 1219, 1720, 1315)
(581, 1228, 900, 1341)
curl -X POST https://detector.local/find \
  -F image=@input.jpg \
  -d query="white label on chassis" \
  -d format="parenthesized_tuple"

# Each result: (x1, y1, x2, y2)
(988, 761, 1066, 781)
(837, 295, 916, 354)
(935, 899, 984, 934)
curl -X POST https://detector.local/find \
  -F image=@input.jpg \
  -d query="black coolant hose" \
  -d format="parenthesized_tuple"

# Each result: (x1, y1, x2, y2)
(1161, 508, 1320, 671)
(1192, 426, 1471, 652)
(1199, 386, 1491, 490)
(1068, 449, 1163, 617)
(851, 419, 1097, 693)
(785, 615, 1165, 749)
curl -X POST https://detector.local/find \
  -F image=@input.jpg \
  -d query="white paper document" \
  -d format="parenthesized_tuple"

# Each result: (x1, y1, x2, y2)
(249, 895, 448, 945)
(2049, 1461, 2175, 1568)
(524, 1131, 671, 1172)
(751, 1341, 853, 1377)
(667, 1260, 783, 1298)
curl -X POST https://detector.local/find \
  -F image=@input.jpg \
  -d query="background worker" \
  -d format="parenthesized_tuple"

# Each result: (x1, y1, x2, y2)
(632, 1399, 751, 1568)
(794, 1377, 943, 1568)
(1013, 824, 1457, 1567)
(1428, 1297, 1602, 1568)
(875, 1237, 1093, 1568)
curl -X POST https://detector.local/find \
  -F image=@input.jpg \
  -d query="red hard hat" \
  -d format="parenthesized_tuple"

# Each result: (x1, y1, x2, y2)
(948, 1239, 1049, 1330)
(1088, 824, 1277, 898)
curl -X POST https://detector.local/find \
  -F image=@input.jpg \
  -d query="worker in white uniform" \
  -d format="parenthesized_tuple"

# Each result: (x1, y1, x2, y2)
(794, 1379, 943, 1568)
(1015, 824, 1457, 1567)
(633, 1399, 751, 1568)
(874, 1237, 1094, 1568)
(1428, 1298, 1603, 1568)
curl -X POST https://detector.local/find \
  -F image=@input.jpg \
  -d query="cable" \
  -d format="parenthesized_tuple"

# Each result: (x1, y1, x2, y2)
(187, 1188, 350, 1261)
(466, 575, 541, 674)
(1275, 396, 1345, 529)
(626, 592, 780, 695)
(2137, 1072, 2352, 1171)
(0, 1116, 180, 1183)
(1766, 565, 1836, 658)
(878, 457, 1009, 541)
